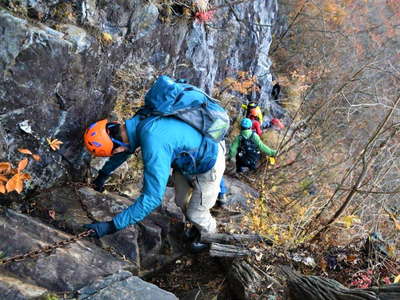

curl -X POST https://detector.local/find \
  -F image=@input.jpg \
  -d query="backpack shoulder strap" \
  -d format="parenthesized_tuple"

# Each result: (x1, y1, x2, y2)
(243, 131, 254, 140)
(134, 109, 161, 131)
(250, 131, 258, 144)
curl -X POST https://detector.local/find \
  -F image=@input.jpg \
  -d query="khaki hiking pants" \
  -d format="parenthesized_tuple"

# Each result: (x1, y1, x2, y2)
(173, 142, 226, 233)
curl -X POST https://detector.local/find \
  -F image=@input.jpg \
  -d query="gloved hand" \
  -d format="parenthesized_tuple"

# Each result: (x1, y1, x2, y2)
(84, 221, 117, 238)
(92, 171, 109, 192)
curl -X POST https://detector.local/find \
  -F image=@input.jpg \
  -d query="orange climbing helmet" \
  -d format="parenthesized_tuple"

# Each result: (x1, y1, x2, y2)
(246, 103, 263, 123)
(248, 108, 259, 120)
(84, 119, 116, 157)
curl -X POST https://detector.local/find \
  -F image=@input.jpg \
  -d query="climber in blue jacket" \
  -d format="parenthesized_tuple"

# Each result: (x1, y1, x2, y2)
(83, 115, 226, 251)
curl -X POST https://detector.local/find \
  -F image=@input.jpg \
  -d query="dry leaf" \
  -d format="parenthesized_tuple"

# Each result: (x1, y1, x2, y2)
(392, 218, 400, 231)
(384, 207, 400, 231)
(15, 176, 23, 194)
(6, 174, 19, 193)
(388, 213, 400, 231)
(20, 173, 31, 180)
(18, 158, 28, 172)
(0, 183, 5, 194)
(319, 258, 328, 272)
(47, 138, 63, 151)
(0, 162, 11, 174)
(32, 154, 41, 161)
(339, 215, 360, 228)
(0, 175, 8, 182)
(194, 0, 209, 12)
(387, 245, 396, 258)
(18, 148, 32, 155)
(101, 32, 113, 43)
(49, 209, 56, 220)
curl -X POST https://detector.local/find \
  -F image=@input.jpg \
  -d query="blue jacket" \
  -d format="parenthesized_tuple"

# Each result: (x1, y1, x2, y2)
(100, 115, 218, 230)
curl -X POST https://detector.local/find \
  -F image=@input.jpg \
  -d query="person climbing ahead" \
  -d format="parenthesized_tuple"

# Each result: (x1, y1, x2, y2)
(83, 115, 226, 252)
(271, 81, 281, 101)
(229, 118, 277, 173)
(247, 108, 263, 137)
(242, 102, 263, 124)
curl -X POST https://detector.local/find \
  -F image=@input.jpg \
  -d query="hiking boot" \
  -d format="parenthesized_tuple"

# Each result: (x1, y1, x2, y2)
(190, 241, 210, 253)
(183, 226, 200, 242)
(215, 194, 228, 208)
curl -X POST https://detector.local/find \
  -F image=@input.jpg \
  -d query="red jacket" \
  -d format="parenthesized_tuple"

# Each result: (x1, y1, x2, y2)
(251, 119, 262, 136)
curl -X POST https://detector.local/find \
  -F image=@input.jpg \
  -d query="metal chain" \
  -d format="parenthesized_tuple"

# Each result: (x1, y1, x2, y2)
(0, 230, 94, 265)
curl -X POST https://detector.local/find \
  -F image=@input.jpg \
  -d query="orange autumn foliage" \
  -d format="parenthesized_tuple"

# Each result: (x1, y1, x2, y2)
(0, 148, 38, 194)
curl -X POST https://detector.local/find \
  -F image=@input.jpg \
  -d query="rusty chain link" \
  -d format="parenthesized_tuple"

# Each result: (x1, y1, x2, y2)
(0, 182, 112, 266)
(0, 229, 94, 265)
(1, 182, 96, 266)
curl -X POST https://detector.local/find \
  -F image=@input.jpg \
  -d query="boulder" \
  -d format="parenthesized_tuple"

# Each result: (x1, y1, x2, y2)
(77, 270, 178, 300)
(0, 272, 48, 300)
(30, 185, 185, 275)
(223, 175, 259, 210)
(0, 209, 132, 292)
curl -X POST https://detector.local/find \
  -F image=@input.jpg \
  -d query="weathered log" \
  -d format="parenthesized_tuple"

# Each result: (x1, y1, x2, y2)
(282, 267, 400, 300)
(209, 243, 253, 257)
(227, 259, 263, 300)
(201, 232, 273, 245)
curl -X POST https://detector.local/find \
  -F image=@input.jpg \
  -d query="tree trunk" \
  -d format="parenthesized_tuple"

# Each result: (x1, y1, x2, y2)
(282, 267, 400, 300)
(227, 259, 263, 300)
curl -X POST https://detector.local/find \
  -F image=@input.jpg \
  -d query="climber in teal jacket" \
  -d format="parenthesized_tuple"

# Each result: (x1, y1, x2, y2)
(83, 114, 226, 249)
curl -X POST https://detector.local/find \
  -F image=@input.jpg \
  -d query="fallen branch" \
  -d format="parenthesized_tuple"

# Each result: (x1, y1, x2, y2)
(209, 242, 253, 257)
(201, 232, 273, 246)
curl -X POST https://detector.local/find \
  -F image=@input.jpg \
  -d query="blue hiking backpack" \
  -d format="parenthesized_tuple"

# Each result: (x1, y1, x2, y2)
(139, 75, 230, 143)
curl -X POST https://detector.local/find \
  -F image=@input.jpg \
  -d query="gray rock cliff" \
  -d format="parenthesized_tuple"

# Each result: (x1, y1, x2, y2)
(0, 0, 278, 189)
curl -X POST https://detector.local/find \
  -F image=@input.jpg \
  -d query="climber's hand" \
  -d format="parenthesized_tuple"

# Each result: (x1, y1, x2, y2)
(84, 221, 116, 238)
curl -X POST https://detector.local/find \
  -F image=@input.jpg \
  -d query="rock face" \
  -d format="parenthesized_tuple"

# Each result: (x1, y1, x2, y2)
(0, 10, 124, 191)
(0, 0, 279, 296)
(0, 0, 279, 191)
